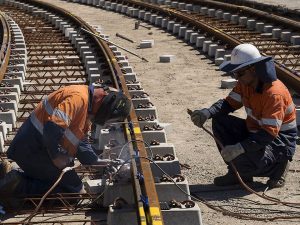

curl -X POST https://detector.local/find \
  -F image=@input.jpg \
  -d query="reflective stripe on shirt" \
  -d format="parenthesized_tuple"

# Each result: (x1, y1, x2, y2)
(43, 98, 70, 126)
(31, 98, 80, 147)
(228, 91, 242, 103)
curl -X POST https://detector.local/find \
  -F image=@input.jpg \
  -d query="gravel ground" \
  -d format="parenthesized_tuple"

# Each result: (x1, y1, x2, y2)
(11, 0, 300, 224)
(251, 0, 300, 10)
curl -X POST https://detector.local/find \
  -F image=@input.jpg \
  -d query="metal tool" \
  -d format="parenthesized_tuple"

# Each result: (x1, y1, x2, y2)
(116, 33, 135, 43)
(81, 28, 149, 62)
(134, 21, 151, 30)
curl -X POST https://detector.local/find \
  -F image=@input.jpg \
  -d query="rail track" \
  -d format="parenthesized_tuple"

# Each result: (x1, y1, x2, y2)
(0, 0, 300, 224)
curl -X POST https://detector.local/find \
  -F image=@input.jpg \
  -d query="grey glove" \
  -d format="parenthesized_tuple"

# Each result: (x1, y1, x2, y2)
(191, 109, 211, 127)
(221, 143, 245, 162)
(95, 158, 112, 166)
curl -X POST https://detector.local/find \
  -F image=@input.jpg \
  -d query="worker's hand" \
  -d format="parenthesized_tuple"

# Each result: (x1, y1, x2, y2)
(190, 109, 210, 127)
(52, 155, 73, 170)
(221, 143, 245, 162)
(95, 158, 112, 166)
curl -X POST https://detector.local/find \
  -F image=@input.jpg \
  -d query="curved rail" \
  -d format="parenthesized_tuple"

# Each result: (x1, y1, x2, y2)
(110, 0, 300, 93)
(0, 11, 11, 83)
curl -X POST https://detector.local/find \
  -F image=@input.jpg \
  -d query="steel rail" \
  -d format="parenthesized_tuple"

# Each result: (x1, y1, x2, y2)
(112, 0, 300, 94)
(0, 11, 11, 83)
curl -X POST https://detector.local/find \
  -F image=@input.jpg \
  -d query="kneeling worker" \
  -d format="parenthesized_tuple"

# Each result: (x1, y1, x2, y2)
(191, 44, 297, 188)
(0, 85, 131, 204)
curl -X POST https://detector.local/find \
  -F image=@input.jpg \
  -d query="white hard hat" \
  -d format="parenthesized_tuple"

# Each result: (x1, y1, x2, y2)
(220, 43, 271, 73)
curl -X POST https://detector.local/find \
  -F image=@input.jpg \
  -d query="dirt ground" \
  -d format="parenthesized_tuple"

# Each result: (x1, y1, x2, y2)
(24, 0, 300, 224)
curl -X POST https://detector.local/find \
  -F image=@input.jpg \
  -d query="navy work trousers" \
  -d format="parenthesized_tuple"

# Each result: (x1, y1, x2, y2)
(6, 117, 82, 196)
(212, 114, 282, 178)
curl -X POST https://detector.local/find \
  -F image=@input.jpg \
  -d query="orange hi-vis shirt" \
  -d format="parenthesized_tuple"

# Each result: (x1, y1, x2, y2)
(30, 85, 91, 157)
(226, 80, 296, 137)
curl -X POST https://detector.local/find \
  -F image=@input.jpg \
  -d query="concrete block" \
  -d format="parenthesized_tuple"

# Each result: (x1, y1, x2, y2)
(281, 31, 292, 42)
(151, 158, 181, 176)
(184, 30, 193, 41)
(2, 78, 23, 91)
(0, 132, 4, 153)
(263, 25, 273, 33)
(223, 12, 231, 20)
(138, 10, 146, 19)
(135, 107, 157, 119)
(103, 182, 134, 207)
(272, 28, 282, 39)
(159, 55, 175, 63)
(215, 49, 226, 59)
(155, 16, 163, 26)
(167, 21, 175, 31)
(215, 10, 223, 19)
(221, 78, 237, 89)
(230, 15, 239, 24)
(291, 36, 300, 45)
(139, 40, 154, 48)
(172, 24, 181, 34)
(161, 18, 169, 28)
(0, 121, 7, 141)
(202, 41, 213, 52)
(200, 7, 208, 15)
(247, 19, 256, 30)
(208, 9, 216, 17)
(224, 54, 231, 61)
(121, 5, 128, 14)
(144, 12, 151, 21)
(156, 179, 190, 201)
(193, 5, 201, 13)
(107, 205, 138, 225)
(178, 26, 187, 38)
(178, 3, 186, 10)
(0, 99, 18, 116)
(189, 33, 199, 44)
(150, 14, 157, 24)
(142, 130, 167, 144)
(255, 22, 265, 32)
(185, 4, 193, 11)
(0, 110, 16, 128)
(195, 36, 206, 48)
(239, 16, 247, 26)
(171, 2, 178, 8)
(145, 142, 175, 156)
(116, 4, 123, 12)
(162, 204, 203, 225)
(215, 57, 224, 66)
(208, 44, 219, 57)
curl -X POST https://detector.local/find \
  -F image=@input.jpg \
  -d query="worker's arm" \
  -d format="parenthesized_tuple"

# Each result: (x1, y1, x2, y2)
(76, 137, 98, 165)
(208, 82, 244, 118)
(43, 121, 73, 168)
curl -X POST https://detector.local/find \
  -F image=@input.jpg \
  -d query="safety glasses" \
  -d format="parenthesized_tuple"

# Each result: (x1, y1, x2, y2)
(232, 65, 253, 79)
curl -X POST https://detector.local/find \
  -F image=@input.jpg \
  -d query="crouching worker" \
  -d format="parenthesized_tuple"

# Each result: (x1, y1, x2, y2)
(190, 44, 297, 188)
(0, 85, 131, 206)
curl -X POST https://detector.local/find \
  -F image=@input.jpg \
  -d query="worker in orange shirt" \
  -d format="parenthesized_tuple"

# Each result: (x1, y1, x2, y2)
(0, 85, 131, 204)
(191, 44, 297, 188)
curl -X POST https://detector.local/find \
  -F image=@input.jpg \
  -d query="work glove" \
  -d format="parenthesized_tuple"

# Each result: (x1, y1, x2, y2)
(191, 109, 211, 127)
(221, 143, 245, 162)
(95, 158, 112, 166)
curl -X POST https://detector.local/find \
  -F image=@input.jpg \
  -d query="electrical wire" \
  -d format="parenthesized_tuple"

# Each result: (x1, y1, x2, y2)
(142, 156, 300, 221)
(117, 139, 154, 159)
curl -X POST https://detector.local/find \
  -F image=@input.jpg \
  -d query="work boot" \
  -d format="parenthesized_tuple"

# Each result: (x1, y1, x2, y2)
(0, 170, 23, 209)
(0, 159, 12, 179)
(214, 172, 253, 186)
(266, 160, 290, 189)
